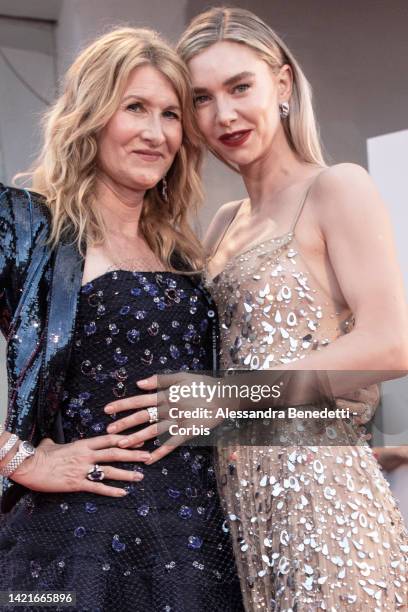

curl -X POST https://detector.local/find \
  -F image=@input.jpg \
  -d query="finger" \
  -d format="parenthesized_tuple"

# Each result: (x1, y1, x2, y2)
(81, 480, 130, 497)
(106, 409, 151, 434)
(136, 372, 183, 391)
(104, 393, 157, 415)
(136, 374, 158, 390)
(146, 434, 188, 464)
(85, 434, 135, 450)
(117, 420, 172, 448)
(98, 465, 144, 482)
(109, 403, 172, 434)
(93, 448, 152, 463)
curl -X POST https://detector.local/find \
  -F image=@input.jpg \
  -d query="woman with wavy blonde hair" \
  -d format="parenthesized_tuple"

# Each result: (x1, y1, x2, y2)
(0, 26, 243, 611)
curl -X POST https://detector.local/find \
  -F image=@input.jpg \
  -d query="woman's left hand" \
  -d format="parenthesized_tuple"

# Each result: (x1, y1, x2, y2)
(103, 373, 223, 464)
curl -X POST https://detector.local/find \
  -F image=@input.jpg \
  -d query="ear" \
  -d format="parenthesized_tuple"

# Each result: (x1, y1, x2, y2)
(277, 64, 293, 102)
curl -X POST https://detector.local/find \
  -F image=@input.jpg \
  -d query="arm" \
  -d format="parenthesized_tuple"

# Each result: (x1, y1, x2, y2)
(0, 184, 17, 337)
(0, 184, 48, 338)
(273, 164, 408, 396)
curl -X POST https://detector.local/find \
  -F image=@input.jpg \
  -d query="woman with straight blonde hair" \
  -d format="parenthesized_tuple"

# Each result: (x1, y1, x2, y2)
(107, 7, 408, 611)
(0, 26, 243, 611)
(177, 7, 408, 610)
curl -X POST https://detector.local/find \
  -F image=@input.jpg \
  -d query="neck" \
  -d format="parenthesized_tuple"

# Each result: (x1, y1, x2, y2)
(238, 128, 315, 214)
(95, 172, 146, 239)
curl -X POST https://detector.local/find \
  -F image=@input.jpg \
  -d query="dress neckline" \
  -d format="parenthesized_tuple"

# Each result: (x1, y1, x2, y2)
(207, 231, 293, 284)
(207, 170, 326, 284)
(81, 269, 174, 289)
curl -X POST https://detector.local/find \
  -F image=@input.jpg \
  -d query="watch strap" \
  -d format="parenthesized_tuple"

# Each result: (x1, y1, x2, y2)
(1, 441, 35, 478)
(0, 433, 19, 462)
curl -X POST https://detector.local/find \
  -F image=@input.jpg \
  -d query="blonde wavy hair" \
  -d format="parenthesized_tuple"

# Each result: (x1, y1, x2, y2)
(26, 27, 204, 268)
(177, 7, 326, 168)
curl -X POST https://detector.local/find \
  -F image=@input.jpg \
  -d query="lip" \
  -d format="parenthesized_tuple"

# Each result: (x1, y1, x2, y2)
(133, 150, 163, 161)
(218, 129, 252, 148)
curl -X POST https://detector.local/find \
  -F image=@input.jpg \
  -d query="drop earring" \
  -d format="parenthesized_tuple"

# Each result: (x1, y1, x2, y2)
(279, 101, 290, 119)
(161, 176, 168, 202)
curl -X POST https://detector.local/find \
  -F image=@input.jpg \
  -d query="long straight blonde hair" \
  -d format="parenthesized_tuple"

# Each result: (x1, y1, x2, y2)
(177, 7, 326, 167)
(26, 27, 204, 268)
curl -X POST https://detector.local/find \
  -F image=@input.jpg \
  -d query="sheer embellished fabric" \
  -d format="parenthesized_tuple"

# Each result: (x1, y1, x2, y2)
(0, 271, 243, 612)
(207, 208, 408, 610)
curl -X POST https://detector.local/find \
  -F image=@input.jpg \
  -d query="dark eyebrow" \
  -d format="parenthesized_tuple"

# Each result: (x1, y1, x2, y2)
(223, 71, 256, 87)
(193, 71, 255, 94)
(122, 94, 181, 111)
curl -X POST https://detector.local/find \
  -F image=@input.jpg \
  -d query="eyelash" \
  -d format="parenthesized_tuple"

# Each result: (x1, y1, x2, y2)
(127, 103, 180, 120)
(233, 83, 251, 94)
(194, 83, 251, 106)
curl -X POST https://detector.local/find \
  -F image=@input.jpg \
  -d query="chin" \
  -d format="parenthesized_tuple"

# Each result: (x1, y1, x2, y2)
(219, 150, 257, 168)
(133, 174, 162, 191)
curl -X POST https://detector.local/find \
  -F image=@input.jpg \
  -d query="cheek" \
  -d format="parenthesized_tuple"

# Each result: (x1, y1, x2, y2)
(168, 124, 183, 153)
(195, 109, 214, 141)
(103, 113, 137, 149)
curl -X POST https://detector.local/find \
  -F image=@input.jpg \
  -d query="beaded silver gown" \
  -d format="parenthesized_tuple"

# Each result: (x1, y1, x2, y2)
(207, 192, 408, 611)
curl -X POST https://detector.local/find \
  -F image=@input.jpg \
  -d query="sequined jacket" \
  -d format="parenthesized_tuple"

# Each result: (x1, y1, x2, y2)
(0, 183, 218, 514)
(0, 184, 87, 513)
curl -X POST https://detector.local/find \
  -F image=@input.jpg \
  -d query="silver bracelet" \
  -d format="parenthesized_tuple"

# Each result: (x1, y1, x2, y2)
(1, 440, 36, 478)
(0, 433, 19, 462)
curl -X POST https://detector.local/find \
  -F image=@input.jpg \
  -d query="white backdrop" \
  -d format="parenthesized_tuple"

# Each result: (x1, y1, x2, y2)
(367, 129, 408, 525)
(367, 129, 408, 298)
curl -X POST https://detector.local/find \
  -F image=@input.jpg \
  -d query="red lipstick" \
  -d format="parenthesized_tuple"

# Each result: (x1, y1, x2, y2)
(219, 129, 252, 148)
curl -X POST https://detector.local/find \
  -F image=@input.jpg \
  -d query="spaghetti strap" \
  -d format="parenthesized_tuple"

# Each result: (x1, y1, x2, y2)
(290, 169, 327, 234)
(210, 199, 246, 259)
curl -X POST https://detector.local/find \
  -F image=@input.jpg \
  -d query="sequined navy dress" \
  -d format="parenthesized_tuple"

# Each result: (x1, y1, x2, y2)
(0, 270, 244, 612)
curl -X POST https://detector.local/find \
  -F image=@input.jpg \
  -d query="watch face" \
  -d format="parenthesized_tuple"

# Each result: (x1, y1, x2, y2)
(21, 441, 36, 455)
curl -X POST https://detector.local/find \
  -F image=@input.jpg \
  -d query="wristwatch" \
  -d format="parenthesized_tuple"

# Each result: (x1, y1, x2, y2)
(1, 440, 36, 478)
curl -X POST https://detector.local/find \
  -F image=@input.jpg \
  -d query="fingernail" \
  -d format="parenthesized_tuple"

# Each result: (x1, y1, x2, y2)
(118, 438, 130, 446)
(104, 406, 113, 414)
(120, 490, 128, 496)
(137, 379, 148, 386)
(133, 473, 144, 480)
(107, 425, 117, 433)
(140, 453, 151, 461)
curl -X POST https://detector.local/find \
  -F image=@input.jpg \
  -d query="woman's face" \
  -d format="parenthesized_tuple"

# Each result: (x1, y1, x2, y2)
(97, 64, 183, 192)
(188, 41, 290, 168)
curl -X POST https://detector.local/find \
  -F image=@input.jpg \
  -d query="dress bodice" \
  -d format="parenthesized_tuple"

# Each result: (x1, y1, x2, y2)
(207, 221, 353, 371)
(61, 270, 216, 444)
(206, 195, 408, 612)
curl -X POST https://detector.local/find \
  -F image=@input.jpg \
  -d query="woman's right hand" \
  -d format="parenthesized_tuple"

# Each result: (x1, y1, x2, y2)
(9, 435, 151, 497)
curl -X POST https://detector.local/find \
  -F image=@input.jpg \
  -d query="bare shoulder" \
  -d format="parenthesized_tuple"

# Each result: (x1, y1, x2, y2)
(309, 163, 386, 229)
(203, 199, 245, 254)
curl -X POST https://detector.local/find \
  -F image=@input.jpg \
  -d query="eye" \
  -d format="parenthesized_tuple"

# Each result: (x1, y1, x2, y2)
(232, 83, 251, 94)
(194, 94, 211, 107)
(127, 102, 144, 113)
(163, 110, 180, 120)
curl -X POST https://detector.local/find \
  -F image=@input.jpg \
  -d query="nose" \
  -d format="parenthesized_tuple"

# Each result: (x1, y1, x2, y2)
(215, 97, 238, 127)
(140, 114, 166, 146)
